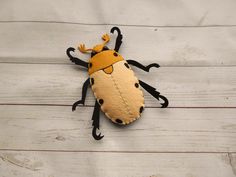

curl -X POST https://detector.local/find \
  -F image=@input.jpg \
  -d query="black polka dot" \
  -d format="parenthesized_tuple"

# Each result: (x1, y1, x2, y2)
(115, 119, 123, 124)
(135, 83, 139, 88)
(103, 46, 109, 51)
(124, 63, 130, 69)
(99, 99, 104, 105)
(113, 52, 118, 57)
(140, 106, 144, 113)
(88, 63, 92, 68)
(91, 52, 97, 57)
(90, 78, 94, 85)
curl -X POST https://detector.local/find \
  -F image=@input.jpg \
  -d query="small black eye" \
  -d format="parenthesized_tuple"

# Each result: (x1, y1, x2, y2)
(113, 52, 118, 57)
(103, 46, 109, 51)
(135, 83, 139, 88)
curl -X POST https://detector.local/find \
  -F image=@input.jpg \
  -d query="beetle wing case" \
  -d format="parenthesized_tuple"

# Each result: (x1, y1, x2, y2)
(90, 60, 145, 125)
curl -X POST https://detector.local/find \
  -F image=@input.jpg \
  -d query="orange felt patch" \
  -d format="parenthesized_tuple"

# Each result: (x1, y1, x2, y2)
(88, 50, 124, 75)
(103, 65, 113, 74)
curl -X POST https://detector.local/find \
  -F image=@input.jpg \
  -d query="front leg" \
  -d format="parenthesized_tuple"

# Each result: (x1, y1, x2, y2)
(110, 27, 123, 52)
(92, 100, 104, 140)
(72, 78, 90, 111)
(127, 60, 160, 72)
(66, 47, 88, 68)
(139, 80, 169, 108)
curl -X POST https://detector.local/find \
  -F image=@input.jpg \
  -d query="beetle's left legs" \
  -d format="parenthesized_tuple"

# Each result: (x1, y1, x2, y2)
(127, 60, 160, 72)
(66, 47, 88, 68)
(110, 27, 123, 52)
(139, 80, 169, 108)
(92, 100, 104, 140)
(72, 78, 90, 111)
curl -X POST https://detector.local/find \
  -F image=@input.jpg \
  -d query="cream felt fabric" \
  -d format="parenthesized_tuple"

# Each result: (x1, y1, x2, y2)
(90, 60, 145, 125)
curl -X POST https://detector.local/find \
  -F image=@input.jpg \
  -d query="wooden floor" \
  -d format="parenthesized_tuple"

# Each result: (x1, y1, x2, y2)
(0, 0, 236, 176)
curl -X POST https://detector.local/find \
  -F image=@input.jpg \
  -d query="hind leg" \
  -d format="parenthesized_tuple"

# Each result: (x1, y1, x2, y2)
(91, 100, 104, 140)
(72, 78, 90, 111)
(139, 80, 168, 108)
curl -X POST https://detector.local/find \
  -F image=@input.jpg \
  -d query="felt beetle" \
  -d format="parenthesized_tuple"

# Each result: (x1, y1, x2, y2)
(66, 27, 168, 140)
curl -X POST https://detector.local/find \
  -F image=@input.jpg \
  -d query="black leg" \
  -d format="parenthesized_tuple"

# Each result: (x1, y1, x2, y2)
(72, 78, 90, 111)
(110, 27, 123, 52)
(92, 100, 104, 140)
(127, 60, 160, 72)
(139, 80, 169, 108)
(66, 47, 88, 68)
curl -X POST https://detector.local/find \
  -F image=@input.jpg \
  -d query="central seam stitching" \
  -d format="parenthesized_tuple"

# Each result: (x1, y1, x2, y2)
(110, 74, 133, 117)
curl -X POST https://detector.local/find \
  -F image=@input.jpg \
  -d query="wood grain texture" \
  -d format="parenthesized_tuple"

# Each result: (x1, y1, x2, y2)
(0, 151, 234, 177)
(1, 0, 236, 26)
(0, 63, 235, 107)
(0, 23, 236, 66)
(1, 0, 236, 177)
(0, 105, 235, 152)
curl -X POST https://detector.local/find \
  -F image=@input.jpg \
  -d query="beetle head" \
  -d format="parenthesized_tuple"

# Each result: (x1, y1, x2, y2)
(77, 33, 124, 75)
(91, 46, 109, 57)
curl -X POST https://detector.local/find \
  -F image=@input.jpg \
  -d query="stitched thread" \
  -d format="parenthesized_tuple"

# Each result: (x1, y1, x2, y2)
(110, 74, 133, 118)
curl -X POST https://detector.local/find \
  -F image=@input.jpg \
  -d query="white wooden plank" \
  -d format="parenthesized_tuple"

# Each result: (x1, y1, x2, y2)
(0, 0, 236, 26)
(0, 23, 236, 66)
(0, 151, 234, 177)
(0, 63, 235, 107)
(0, 105, 235, 152)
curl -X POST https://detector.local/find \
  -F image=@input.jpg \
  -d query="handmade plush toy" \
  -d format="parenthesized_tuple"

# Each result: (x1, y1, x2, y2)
(66, 27, 168, 140)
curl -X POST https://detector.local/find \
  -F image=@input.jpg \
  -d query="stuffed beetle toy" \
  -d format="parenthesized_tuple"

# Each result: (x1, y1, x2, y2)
(66, 27, 168, 140)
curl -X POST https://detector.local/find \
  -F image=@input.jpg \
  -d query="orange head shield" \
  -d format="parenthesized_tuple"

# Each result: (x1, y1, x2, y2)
(77, 34, 124, 75)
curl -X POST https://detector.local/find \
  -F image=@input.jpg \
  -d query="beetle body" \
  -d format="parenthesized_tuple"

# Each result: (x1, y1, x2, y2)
(89, 50, 145, 125)
(66, 27, 169, 140)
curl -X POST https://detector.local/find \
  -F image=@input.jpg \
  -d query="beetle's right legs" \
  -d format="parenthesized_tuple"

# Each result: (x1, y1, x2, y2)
(72, 78, 90, 111)
(127, 60, 160, 72)
(110, 27, 123, 52)
(139, 80, 169, 108)
(92, 100, 104, 140)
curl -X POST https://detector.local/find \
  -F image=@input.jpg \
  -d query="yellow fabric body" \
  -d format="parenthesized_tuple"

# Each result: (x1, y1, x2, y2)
(90, 60, 145, 125)
(88, 50, 124, 75)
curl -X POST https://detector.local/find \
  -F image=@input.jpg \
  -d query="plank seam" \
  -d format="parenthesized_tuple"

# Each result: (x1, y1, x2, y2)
(1, 20, 236, 28)
(0, 149, 234, 153)
(0, 103, 236, 109)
